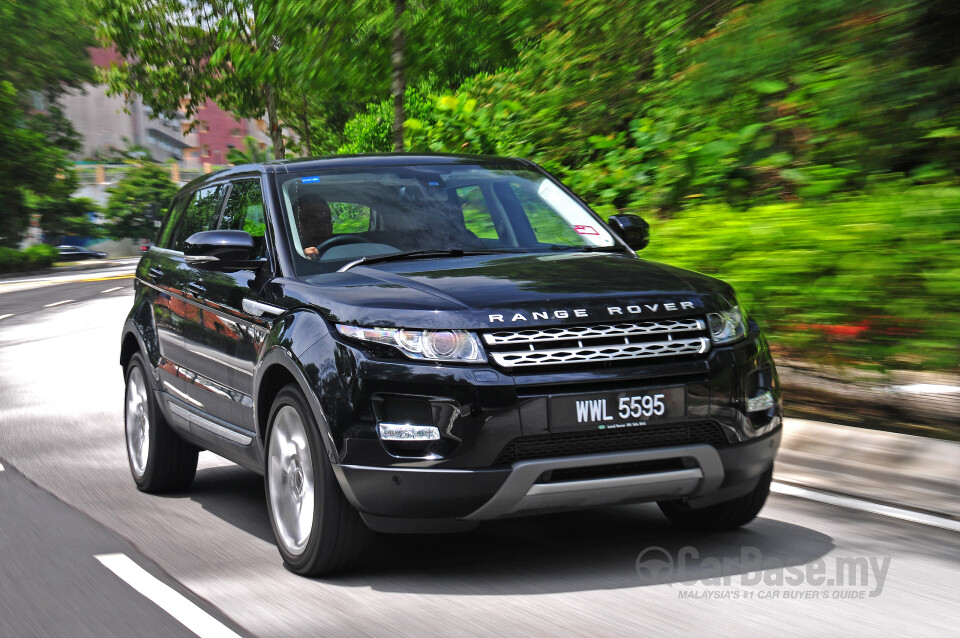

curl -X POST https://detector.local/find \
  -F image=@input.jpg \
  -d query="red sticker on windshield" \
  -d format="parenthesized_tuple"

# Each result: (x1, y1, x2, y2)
(573, 225, 599, 235)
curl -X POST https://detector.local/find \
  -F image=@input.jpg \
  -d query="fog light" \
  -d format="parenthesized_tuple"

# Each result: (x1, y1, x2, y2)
(378, 423, 440, 441)
(746, 390, 775, 412)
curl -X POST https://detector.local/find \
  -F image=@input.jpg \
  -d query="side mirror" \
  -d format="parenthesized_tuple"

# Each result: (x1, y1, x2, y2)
(607, 214, 650, 250)
(184, 230, 265, 270)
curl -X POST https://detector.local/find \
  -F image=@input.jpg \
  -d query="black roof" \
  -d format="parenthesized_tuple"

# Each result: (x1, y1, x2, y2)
(180, 153, 535, 192)
(266, 152, 531, 172)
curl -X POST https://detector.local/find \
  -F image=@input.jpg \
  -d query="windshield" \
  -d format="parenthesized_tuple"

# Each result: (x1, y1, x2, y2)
(276, 163, 617, 276)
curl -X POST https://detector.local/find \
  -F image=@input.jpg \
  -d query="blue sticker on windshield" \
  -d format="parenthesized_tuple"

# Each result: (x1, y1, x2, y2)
(301, 176, 320, 184)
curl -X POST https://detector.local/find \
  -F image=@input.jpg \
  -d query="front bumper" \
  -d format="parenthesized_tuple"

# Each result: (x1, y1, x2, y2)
(334, 427, 781, 531)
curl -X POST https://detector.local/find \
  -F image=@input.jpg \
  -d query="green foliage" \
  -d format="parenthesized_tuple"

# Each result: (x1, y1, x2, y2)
(0, 244, 59, 273)
(227, 137, 271, 165)
(94, 0, 521, 158)
(0, 0, 94, 247)
(338, 86, 434, 154)
(37, 197, 104, 244)
(405, 92, 524, 155)
(397, 0, 960, 212)
(104, 164, 179, 240)
(642, 185, 960, 370)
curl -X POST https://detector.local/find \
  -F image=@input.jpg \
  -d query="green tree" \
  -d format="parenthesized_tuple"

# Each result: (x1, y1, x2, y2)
(104, 164, 179, 240)
(265, 0, 520, 153)
(94, 0, 367, 159)
(0, 0, 95, 247)
(227, 136, 271, 165)
(37, 197, 104, 244)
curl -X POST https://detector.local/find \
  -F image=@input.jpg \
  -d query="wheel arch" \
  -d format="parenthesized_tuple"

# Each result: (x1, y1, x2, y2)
(254, 343, 338, 465)
(120, 329, 141, 370)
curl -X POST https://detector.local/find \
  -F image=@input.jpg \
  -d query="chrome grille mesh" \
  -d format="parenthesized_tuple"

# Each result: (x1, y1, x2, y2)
(483, 319, 706, 345)
(483, 318, 710, 368)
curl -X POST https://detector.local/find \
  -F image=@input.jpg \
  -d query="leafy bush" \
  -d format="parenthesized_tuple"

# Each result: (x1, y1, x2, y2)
(338, 86, 434, 154)
(0, 244, 59, 273)
(641, 185, 960, 370)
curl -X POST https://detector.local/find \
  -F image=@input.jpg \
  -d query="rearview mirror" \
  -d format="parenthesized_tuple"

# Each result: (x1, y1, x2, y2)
(184, 230, 265, 271)
(607, 214, 650, 250)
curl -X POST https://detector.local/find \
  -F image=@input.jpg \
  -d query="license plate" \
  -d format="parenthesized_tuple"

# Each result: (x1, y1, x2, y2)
(548, 386, 686, 432)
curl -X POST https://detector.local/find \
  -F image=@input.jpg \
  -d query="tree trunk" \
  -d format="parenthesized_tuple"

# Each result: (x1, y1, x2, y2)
(265, 83, 285, 159)
(300, 96, 313, 157)
(392, 0, 406, 153)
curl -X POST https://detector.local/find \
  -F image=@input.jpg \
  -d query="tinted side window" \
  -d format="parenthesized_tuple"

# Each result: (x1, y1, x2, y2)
(156, 196, 190, 249)
(172, 185, 223, 252)
(509, 183, 581, 245)
(220, 180, 267, 259)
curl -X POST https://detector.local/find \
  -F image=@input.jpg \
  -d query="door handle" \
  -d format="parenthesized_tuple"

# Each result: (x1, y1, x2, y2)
(186, 281, 206, 296)
(147, 267, 163, 280)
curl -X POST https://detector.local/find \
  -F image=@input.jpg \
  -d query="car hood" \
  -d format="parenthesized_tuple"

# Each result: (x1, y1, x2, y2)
(281, 252, 737, 330)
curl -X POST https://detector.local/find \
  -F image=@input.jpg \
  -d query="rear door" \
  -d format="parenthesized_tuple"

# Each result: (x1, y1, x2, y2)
(180, 177, 274, 434)
(141, 193, 198, 401)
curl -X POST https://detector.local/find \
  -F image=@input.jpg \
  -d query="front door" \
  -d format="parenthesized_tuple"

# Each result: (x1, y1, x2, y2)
(180, 178, 273, 434)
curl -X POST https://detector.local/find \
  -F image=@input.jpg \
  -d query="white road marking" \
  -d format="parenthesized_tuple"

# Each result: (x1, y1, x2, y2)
(0, 461, 4, 471)
(95, 553, 242, 638)
(771, 481, 960, 533)
(0, 314, 12, 320)
(44, 299, 74, 308)
(101, 286, 124, 293)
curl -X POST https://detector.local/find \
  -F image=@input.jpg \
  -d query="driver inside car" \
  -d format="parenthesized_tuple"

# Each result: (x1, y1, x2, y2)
(294, 192, 333, 260)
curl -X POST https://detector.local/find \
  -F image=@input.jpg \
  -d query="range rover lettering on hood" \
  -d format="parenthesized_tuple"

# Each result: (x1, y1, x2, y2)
(489, 301, 698, 324)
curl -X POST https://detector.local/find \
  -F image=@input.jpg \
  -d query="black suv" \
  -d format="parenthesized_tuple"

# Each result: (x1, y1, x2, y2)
(120, 154, 781, 575)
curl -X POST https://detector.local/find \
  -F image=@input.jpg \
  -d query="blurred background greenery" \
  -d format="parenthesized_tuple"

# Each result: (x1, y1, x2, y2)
(2, 0, 958, 371)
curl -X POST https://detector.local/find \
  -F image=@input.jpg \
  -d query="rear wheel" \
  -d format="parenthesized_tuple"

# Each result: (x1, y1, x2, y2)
(124, 352, 198, 492)
(264, 384, 370, 576)
(658, 467, 773, 531)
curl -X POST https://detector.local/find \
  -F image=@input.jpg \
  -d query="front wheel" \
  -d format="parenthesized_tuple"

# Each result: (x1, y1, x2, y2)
(264, 384, 370, 576)
(658, 467, 773, 531)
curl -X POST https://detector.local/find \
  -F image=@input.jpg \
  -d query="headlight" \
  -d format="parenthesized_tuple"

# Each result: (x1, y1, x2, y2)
(706, 306, 747, 345)
(336, 325, 486, 363)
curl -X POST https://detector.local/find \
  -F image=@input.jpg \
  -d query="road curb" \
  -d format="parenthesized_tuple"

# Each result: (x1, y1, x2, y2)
(777, 418, 960, 522)
(778, 359, 960, 440)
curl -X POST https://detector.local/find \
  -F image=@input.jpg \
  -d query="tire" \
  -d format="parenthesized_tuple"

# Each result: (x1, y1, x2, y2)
(658, 466, 773, 531)
(124, 352, 199, 492)
(264, 384, 371, 576)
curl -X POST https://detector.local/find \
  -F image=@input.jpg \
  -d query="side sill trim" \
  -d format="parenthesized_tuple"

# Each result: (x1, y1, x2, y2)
(168, 402, 254, 446)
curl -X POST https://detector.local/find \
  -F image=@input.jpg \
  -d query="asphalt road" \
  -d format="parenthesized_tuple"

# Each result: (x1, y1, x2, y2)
(0, 265, 957, 637)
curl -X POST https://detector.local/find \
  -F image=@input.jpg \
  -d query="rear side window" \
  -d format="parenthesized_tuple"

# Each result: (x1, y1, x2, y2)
(171, 185, 223, 252)
(220, 180, 268, 259)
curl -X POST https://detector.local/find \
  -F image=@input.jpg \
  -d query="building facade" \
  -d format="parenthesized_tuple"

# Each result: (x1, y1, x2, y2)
(62, 48, 271, 168)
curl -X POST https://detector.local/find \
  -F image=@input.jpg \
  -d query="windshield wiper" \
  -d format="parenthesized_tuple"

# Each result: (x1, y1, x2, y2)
(338, 249, 513, 272)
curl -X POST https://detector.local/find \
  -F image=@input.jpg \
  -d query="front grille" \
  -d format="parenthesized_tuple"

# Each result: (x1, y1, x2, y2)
(483, 319, 710, 368)
(494, 421, 727, 466)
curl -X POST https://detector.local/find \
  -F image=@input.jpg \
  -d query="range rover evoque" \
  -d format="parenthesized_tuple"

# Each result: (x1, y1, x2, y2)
(120, 154, 782, 575)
